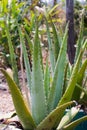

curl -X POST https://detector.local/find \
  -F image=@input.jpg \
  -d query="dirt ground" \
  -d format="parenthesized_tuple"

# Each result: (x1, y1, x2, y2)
(0, 73, 14, 114)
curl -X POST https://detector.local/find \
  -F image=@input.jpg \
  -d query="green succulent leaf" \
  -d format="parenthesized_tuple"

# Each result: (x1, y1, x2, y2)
(63, 63, 69, 93)
(44, 59, 50, 101)
(0, 69, 36, 130)
(63, 115, 87, 130)
(24, 29, 33, 54)
(36, 101, 75, 130)
(72, 59, 87, 101)
(48, 24, 68, 112)
(17, 24, 32, 90)
(31, 22, 47, 125)
(58, 39, 87, 106)
(50, 16, 60, 61)
(45, 17, 55, 75)
(57, 106, 80, 130)
(5, 22, 19, 88)
(77, 59, 87, 85)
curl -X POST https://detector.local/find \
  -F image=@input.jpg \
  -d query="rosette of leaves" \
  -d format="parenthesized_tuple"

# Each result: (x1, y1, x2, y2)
(1, 16, 87, 130)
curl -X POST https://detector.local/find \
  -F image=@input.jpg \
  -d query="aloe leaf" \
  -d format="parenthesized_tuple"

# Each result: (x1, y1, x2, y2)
(45, 18, 55, 75)
(17, 24, 31, 90)
(63, 63, 69, 94)
(0, 69, 36, 130)
(36, 101, 74, 130)
(72, 59, 87, 101)
(44, 59, 50, 101)
(57, 107, 80, 130)
(77, 59, 87, 84)
(31, 23, 47, 125)
(80, 86, 87, 105)
(50, 16, 60, 61)
(63, 115, 87, 130)
(24, 29, 33, 54)
(38, 38, 44, 74)
(58, 39, 87, 106)
(48, 24, 68, 112)
(5, 23, 19, 88)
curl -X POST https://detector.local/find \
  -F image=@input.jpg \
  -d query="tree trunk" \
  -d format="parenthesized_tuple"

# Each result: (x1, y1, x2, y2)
(66, 0, 76, 64)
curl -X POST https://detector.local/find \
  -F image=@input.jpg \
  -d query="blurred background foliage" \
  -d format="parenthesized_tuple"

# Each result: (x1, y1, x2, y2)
(0, 0, 87, 68)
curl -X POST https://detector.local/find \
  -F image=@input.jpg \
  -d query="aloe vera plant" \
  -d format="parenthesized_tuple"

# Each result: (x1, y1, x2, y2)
(1, 15, 87, 130)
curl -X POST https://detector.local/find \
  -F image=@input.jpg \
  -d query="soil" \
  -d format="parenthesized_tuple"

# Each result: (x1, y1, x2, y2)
(0, 74, 14, 114)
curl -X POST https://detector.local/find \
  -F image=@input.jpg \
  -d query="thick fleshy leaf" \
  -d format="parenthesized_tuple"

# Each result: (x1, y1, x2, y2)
(63, 115, 87, 130)
(72, 59, 87, 101)
(45, 17, 55, 75)
(63, 63, 69, 94)
(48, 24, 68, 112)
(57, 107, 80, 130)
(5, 23, 19, 88)
(58, 39, 87, 106)
(0, 69, 36, 130)
(50, 16, 60, 61)
(80, 87, 87, 106)
(17, 24, 31, 90)
(31, 23, 47, 125)
(44, 59, 50, 101)
(24, 29, 33, 55)
(36, 101, 75, 130)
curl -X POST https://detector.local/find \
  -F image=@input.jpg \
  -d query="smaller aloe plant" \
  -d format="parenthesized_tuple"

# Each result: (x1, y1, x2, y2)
(1, 15, 87, 130)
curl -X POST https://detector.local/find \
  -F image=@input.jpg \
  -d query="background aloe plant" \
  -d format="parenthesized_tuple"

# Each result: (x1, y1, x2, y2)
(0, 5, 87, 130)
